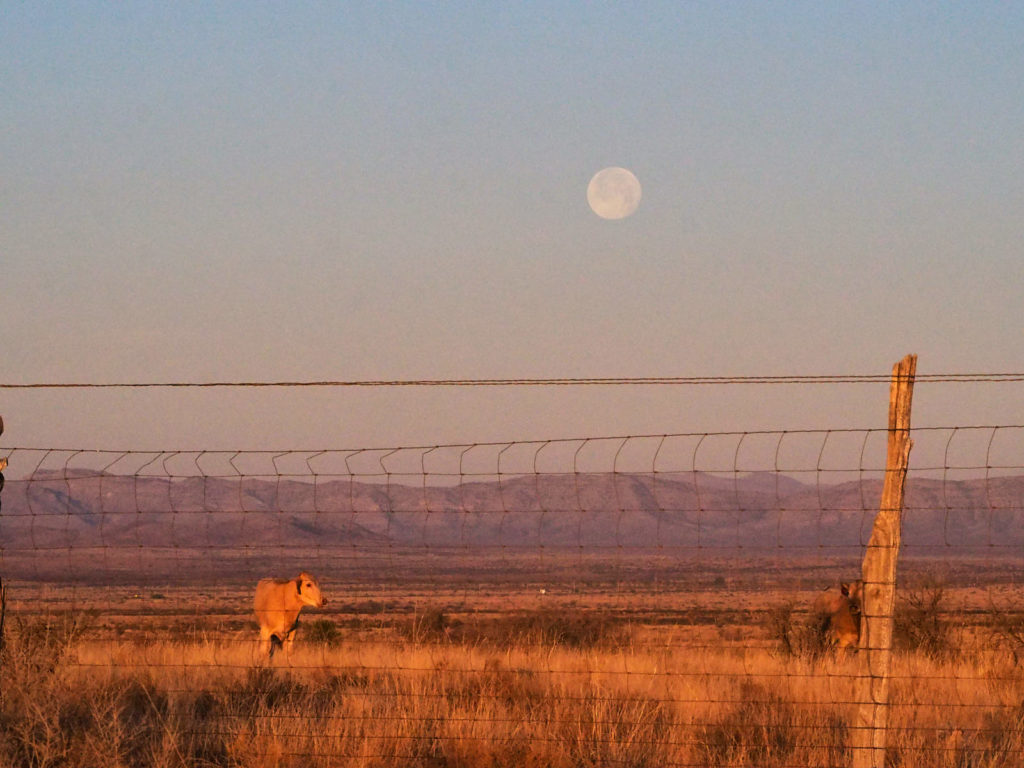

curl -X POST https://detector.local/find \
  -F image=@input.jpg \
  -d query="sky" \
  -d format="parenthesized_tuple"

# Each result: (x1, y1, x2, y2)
(1, 2, 1022, 462)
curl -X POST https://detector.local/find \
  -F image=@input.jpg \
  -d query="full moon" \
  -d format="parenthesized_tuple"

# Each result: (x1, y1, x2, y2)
(587, 167, 642, 220)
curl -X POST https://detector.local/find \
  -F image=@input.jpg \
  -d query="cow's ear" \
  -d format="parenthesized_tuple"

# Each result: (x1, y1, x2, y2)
(296, 578, 303, 595)
(840, 582, 850, 596)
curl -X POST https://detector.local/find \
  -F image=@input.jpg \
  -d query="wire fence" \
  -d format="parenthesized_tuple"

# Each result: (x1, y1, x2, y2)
(0, 385, 1023, 766)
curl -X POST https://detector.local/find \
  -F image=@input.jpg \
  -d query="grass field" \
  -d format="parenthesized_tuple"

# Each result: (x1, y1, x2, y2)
(1, 554, 1023, 767)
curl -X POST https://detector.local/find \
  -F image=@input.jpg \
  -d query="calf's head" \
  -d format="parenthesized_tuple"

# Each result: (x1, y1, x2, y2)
(295, 572, 326, 608)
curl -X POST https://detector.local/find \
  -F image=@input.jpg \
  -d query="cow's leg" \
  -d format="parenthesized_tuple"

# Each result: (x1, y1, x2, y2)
(258, 626, 273, 658)
(282, 627, 296, 656)
(270, 634, 285, 658)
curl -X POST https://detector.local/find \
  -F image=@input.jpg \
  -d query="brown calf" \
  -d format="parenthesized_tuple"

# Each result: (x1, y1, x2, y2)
(253, 572, 327, 657)
(813, 580, 863, 652)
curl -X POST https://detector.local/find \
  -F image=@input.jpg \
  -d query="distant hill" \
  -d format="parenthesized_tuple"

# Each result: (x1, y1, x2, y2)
(2, 470, 1022, 555)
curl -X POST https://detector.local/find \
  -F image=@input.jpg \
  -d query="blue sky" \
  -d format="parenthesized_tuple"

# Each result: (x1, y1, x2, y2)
(1, 2, 1022, 452)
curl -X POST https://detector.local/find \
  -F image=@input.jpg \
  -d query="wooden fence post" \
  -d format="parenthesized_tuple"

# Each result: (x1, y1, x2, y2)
(0, 416, 5, 652)
(0, 577, 6, 654)
(0, 414, 5, 505)
(852, 354, 917, 768)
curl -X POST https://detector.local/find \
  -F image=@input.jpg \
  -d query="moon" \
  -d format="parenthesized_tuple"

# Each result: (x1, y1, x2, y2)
(587, 167, 642, 220)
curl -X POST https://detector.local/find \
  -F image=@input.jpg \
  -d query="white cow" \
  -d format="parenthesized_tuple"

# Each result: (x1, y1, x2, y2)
(253, 572, 326, 657)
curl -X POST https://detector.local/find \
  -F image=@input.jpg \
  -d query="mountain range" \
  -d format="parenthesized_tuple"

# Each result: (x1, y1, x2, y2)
(2, 469, 1021, 555)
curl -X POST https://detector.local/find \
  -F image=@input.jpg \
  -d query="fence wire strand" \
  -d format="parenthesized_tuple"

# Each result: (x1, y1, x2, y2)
(1, 371, 1023, 388)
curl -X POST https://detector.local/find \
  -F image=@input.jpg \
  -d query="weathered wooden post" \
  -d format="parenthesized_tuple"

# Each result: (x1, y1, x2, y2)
(0, 416, 5, 652)
(852, 354, 916, 768)
(0, 414, 5, 507)
(0, 577, 6, 654)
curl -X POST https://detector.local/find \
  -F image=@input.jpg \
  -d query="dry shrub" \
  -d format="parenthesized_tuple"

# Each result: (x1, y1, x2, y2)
(3, 612, 90, 674)
(0, 615, 191, 768)
(888, 700, 1024, 767)
(402, 605, 452, 643)
(227, 667, 309, 712)
(988, 608, 1024, 665)
(766, 601, 830, 659)
(894, 577, 958, 659)
(698, 681, 849, 768)
(699, 681, 797, 766)
(462, 608, 625, 649)
(493, 608, 624, 649)
(304, 617, 342, 646)
(443, 666, 548, 710)
(550, 692, 670, 768)
(399, 607, 626, 649)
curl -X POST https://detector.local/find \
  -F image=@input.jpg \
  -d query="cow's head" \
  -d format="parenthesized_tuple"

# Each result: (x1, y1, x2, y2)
(840, 580, 863, 613)
(296, 572, 326, 608)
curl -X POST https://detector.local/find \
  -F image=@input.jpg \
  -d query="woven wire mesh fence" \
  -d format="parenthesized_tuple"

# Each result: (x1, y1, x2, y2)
(1, 425, 1023, 767)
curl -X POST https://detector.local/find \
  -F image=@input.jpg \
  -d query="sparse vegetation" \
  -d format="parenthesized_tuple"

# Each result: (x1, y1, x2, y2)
(1, 607, 1021, 768)
(304, 618, 343, 646)
(989, 607, 1024, 665)
(1, 555, 1020, 767)
(766, 600, 832, 660)
(894, 575, 958, 659)
(398, 605, 627, 649)
(768, 576, 967, 663)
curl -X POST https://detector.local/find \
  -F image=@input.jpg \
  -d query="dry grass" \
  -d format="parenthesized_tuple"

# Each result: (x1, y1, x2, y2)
(2, 611, 1022, 768)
